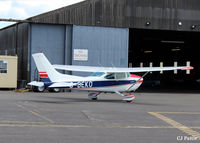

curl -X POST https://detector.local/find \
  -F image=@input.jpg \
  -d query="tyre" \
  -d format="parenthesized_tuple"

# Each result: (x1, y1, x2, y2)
(32, 86, 45, 92)
(48, 88, 61, 93)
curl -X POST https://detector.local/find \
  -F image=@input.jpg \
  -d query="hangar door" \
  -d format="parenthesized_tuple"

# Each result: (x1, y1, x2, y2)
(30, 24, 72, 81)
(129, 29, 200, 90)
(72, 25, 129, 76)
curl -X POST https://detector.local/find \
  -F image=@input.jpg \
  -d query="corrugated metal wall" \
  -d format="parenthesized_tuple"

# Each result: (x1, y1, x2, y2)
(0, 23, 29, 81)
(30, 24, 72, 81)
(1, 24, 128, 81)
(72, 25, 129, 76)
(17, 24, 29, 82)
(0, 27, 16, 55)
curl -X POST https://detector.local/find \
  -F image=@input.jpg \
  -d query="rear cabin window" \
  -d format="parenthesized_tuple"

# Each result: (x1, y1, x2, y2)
(104, 73, 115, 79)
(90, 72, 105, 77)
(0, 60, 8, 74)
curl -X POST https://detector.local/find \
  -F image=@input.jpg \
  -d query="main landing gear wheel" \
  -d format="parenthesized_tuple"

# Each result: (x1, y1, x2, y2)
(32, 86, 45, 92)
(48, 88, 61, 93)
(126, 100, 133, 103)
(88, 92, 100, 100)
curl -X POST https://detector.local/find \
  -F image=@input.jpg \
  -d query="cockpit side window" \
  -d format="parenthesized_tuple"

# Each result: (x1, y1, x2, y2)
(126, 72, 131, 78)
(115, 73, 126, 79)
(104, 73, 127, 79)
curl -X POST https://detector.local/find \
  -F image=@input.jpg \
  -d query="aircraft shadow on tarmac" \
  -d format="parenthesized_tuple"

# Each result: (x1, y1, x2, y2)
(23, 96, 124, 104)
(22, 96, 171, 106)
(133, 101, 171, 106)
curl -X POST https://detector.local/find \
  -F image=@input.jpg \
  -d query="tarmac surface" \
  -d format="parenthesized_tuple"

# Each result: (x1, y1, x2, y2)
(0, 90, 199, 143)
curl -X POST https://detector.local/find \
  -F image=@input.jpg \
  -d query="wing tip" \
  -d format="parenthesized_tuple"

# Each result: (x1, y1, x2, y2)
(181, 66, 194, 70)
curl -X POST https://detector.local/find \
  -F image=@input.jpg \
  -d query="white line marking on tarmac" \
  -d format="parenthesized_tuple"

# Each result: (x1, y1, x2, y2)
(81, 110, 104, 122)
(16, 104, 55, 124)
(0, 120, 199, 129)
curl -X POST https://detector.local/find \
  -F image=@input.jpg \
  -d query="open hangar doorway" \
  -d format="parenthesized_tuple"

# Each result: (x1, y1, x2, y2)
(129, 29, 200, 91)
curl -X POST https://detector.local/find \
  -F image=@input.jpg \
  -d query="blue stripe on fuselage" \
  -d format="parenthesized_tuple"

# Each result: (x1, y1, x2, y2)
(90, 80, 135, 88)
(43, 80, 137, 89)
(74, 80, 137, 89)
(41, 77, 51, 84)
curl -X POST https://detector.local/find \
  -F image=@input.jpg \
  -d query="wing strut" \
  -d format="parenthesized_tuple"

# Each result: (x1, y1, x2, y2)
(127, 71, 149, 91)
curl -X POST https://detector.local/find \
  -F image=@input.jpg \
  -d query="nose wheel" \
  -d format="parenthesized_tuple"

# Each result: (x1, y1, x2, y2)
(123, 94, 135, 102)
(115, 91, 136, 102)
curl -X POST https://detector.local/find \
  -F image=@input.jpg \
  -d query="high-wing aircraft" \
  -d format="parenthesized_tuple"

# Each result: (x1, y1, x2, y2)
(28, 53, 194, 102)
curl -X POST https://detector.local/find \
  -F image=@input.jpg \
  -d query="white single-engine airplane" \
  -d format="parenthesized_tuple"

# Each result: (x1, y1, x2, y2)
(28, 53, 194, 102)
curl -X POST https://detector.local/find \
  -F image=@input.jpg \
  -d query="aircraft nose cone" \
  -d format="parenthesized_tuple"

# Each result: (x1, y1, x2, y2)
(131, 74, 143, 83)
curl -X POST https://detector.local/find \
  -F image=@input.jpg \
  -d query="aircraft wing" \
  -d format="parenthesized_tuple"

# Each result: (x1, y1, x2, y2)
(53, 65, 193, 73)
(48, 82, 77, 88)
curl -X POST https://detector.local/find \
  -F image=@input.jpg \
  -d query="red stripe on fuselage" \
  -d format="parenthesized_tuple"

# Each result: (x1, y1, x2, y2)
(39, 72, 46, 73)
(40, 74, 48, 77)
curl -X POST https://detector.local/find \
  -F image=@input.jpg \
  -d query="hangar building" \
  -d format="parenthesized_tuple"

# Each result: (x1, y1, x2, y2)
(0, 0, 200, 90)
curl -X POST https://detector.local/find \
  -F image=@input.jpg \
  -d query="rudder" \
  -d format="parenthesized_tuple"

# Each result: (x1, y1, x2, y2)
(32, 53, 62, 82)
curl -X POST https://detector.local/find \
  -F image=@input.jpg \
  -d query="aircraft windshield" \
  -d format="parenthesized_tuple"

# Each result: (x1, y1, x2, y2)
(90, 72, 105, 77)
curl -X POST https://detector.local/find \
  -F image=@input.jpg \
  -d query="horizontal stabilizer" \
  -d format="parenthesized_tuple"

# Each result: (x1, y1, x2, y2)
(28, 81, 44, 87)
(48, 82, 77, 88)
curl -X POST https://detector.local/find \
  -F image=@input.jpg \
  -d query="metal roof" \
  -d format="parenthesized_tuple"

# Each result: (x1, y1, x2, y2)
(27, 0, 200, 31)
(1, 0, 200, 31)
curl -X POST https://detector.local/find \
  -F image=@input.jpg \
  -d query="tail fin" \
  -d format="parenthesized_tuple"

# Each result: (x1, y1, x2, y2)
(32, 53, 63, 82)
